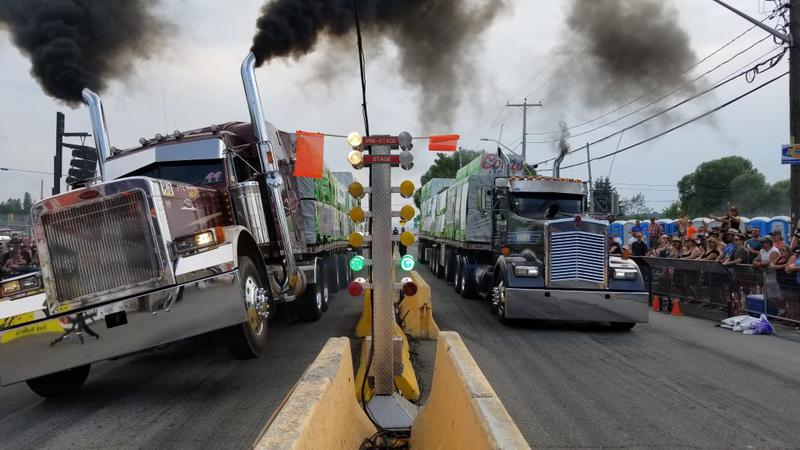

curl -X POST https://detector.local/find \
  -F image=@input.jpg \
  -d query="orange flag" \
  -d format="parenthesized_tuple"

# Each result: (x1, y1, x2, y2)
(294, 131, 324, 178)
(428, 134, 460, 151)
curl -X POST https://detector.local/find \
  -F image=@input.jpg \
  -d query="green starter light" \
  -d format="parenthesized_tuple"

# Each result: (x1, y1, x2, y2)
(349, 255, 366, 272)
(400, 255, 416, 272)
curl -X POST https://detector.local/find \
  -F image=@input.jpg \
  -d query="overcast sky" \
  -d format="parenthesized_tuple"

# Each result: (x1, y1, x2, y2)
(0, 0, 791, 215)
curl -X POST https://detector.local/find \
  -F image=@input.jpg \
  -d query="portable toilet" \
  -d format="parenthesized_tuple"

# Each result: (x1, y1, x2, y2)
(748, 217, 769, 236)
(658, 219, 676, 236)
(622, 220, 635, 244)
(738, 217, 750, 234)
(609, 220, 625, 241)
(768, 216, 791, 243)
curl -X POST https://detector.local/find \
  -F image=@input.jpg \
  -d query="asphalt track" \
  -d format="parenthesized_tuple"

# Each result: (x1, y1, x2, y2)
(3, 265, 800, 449)
(419, 265, 800, 449)
(0, 292, 364, 449)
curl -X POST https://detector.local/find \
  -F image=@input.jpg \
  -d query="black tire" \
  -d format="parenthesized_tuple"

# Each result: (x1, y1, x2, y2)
(225, 256, 269, 360)
(337, 253, 349, 290)
(299, 260, 325, 321)
(461, 260, 478, 299)
(610, 322, 636, 331)
(26, 364, 90, 398)
(454, 256, 463, 294)
(326, 254, 339, 294)
(495, 279, 511, 325)
(444, 249, 455, 284)
(418, 243, 427, 264)
(435, 249, 445, 279)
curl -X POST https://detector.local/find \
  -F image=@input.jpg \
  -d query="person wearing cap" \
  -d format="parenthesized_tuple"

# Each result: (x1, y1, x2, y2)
(667, 236, 683, 258)
(702, 237, 722, 260)
(647, 217, 663, 250)
(769, 230, 785, 250)
(680, 237, 702, 259)
(744, 228, 762, 264)
(711, 206, 741, 233)
(753, 237, 780, 269)
(717, 229, 738, 262)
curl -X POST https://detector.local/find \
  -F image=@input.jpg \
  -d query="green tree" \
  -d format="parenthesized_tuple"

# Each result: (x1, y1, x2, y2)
(729, 172, 768, 214)
(661, 201, 682, 218)
(620, 192, 654, 219)
(677, 156, 756, 217)
(592, 176, 618, 215)
(414, 149, 481, 207)
(22, 192, 33, 213)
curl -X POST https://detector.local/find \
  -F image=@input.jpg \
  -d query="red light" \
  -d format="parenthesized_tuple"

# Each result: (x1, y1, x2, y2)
(79, 190, 100, 200)
(402, 282, 418, 297)
(347, 280, 364, 296)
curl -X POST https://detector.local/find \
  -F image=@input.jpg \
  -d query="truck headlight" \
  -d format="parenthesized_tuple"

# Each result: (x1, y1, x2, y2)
(0, 274, 41, 300)
(173, 227, 224, 255)
(514, 265, 539, 277)
(612, 268, 638, 280)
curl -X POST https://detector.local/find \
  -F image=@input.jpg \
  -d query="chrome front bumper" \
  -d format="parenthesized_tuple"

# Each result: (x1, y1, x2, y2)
(504, 288, 649, 323)
(0, 271, 244, 385)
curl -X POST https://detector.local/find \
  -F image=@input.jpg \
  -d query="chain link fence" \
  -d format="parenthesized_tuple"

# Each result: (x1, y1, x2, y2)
(635, 257, 800, 325)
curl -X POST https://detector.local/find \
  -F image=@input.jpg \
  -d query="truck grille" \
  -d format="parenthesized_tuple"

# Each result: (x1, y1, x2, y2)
(41, 191, 162, 305)
(548, 230, 606, 286)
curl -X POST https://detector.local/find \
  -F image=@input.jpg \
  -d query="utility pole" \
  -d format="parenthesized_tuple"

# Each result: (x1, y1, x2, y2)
(712, 0, 796, 227)
(506, 98, 542, 165)
(586, 143, 594, 215)
(791, 0, 800, 230)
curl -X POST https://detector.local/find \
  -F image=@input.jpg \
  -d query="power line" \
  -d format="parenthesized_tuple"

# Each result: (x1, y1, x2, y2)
(529, 23, 767, 137)
(559, 70, 789, 170)
(528, 36, 781, 145)
(531, 46, 788, 167)
(0, 167, 54, 175)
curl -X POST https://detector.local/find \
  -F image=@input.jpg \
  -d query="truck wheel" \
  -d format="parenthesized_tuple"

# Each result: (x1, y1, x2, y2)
(494, 280, 511, 325)
(418, 243, 427, 264)
(337, 253, 349, 289)
(454, 256, 463, 294)
(326, 254, 339, 294)
(299, 260, 326, 321)
(26, 364, 90, 398)
(461, 262, 478, 299)
(444, 249, 456, 284)
(226, 256, 269, 359)
(610, 322, 636, 331)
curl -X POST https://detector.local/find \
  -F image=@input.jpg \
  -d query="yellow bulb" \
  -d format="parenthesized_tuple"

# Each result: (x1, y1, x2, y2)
(399, 180, 415, 198)
(347, 132, 363, 148)
(348, 232, 365, 248)
(349, 206, 366, 223)
(348, 150, 363, 166)
(348, 181, 364, 199)
(399, 205, 415, 221)
(400, 231, 415, 247)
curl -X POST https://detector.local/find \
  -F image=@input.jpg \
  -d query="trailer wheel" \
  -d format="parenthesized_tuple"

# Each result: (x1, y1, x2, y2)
(326, 254, 340, 295)
(337, 253, 349, 289)
(454, 256, 463, 293)
(225, 256, 269, 359)
(461, 261, 478, 299)
(299, 259, 326, 321)
(26, 364, 90, 398)
(444, 248, 456, 284)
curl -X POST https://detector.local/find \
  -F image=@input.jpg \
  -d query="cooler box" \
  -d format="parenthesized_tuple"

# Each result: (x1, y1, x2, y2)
(745, 294, 764, 318)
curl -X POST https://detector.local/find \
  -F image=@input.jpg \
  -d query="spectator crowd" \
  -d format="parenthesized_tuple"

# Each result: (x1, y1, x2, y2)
(609, 207, 800, 321)
(1, 233, 40, 281)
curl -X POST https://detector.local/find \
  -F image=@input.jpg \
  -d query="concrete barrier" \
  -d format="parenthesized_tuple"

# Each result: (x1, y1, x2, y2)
(410, 331, 530, 450)
(254, 337, 376, 450)
(355, 317, 420, 402)
(399, 271, 440, 339)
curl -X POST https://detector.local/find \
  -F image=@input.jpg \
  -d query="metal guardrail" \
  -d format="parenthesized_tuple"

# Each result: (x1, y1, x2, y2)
(635, 257, 800, 324)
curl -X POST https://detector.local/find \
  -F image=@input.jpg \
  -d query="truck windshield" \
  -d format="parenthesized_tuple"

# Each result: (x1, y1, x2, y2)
(510, 194, 583, 220)
(123, 160, 225, 185)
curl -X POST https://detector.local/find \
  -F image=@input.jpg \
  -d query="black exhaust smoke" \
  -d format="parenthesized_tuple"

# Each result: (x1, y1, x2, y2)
(0, 0, 165, 105)
(564, 0, 697, 106)
(251, 0, 507, 127)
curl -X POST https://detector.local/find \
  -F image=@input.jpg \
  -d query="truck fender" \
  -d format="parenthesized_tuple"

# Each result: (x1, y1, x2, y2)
(222, 225, 269, 277)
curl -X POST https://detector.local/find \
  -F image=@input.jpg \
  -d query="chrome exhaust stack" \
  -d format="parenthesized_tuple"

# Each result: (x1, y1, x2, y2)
(81, 88, 111, 182)
(240, 52, 298, 286)
(553, 151, 566, 178)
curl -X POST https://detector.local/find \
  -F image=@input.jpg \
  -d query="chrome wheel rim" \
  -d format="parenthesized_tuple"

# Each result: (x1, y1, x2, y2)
(244, 276, 265, 334)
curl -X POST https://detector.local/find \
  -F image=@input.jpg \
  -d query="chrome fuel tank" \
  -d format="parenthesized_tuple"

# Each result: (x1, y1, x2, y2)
(229, 181, 270, 245)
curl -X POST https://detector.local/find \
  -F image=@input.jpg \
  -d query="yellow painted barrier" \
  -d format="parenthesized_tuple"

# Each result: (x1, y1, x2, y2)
(354, 291, 371, 338)
(355, 302, 420, 402)
(410, 331, 530, 450)
(254, 337, 376, 450)
(399, 271, 440, 339)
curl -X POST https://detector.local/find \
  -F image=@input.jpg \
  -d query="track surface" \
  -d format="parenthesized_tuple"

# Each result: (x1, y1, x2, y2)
(420, 265, 800, 448)
(0, 292, 363, 449)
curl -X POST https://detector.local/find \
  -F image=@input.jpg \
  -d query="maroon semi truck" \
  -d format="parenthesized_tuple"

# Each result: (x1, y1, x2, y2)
(0, 53, 353, 397)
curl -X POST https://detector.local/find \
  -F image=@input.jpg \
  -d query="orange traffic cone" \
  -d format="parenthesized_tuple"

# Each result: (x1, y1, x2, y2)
(671, 298, 681, 316)
(652, 295, 661, 312)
